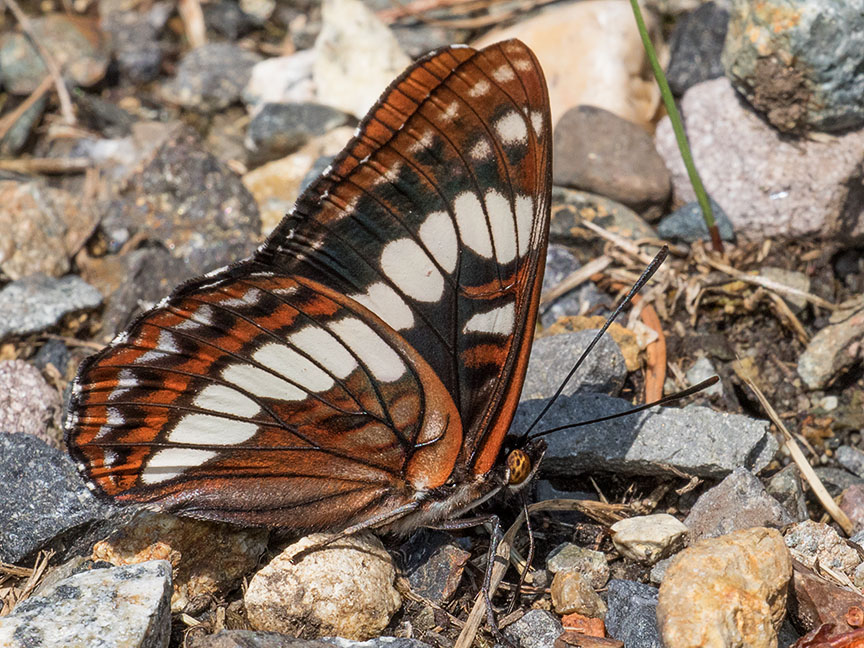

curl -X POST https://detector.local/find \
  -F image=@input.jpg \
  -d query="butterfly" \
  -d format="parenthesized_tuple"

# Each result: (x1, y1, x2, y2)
(65, 39, 552, 536)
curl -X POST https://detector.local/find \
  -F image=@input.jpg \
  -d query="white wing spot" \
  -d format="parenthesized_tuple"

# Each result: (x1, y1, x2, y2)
(380, 237, 444, 302)
(351, 282, 414, 330)
(495, 111, 528, 144)
(169, 413, 258, 445)
(531, 110, 544, 137)
(468, 79, 491, 97)
(515, 194, 534, 256)
(253, 343, 334, 392)
(109, 369, 137, 400)
(137, 330, 179, 363)
(514, 57, 533, 71)
(290, 326, 357, 379)
(454, 192, 493, 258)
(492, 65, 515, 82)
(409, 130, 435, 154)
(464, 303, 515, 336)
(419, 210, 458, 273)
(223, 363, 307, 400)
(193, 384, 260, 418)
(441, 101, 460, 122)
(328, 317, 406, 382)
(220, 288, 261, 308)
(485, 190, 517, 263)
(175, 304, 216, 330)
(470, 139, 492, 160)
(141, 448, 218, 484)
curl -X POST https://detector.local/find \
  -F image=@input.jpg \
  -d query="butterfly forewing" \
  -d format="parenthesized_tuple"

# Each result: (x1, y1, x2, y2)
(262, 40, 552, 474)
(67, 39, 552, 529)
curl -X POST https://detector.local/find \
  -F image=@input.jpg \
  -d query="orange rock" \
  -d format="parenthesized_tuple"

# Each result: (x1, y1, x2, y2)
(561, 612, 606, 637)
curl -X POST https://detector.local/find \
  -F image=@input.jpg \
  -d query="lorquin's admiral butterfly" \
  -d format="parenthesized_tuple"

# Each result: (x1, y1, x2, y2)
(66, 40, 552, 534)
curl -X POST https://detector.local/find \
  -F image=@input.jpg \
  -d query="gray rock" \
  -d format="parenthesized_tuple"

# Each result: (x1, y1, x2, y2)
(0, 560, 172, 648)
(523, 331, 627, 401)
(684, 467, 794, 541)
(300, 154, 337, 195)
(246, 102, 353, 166)
(657, 197, 735, 243)
(553, 106, 671, 216)
(162, 42, 262, 112)
(0, 274, 102, 341)
(539, 244, 611, 327)
(766, 463, 809, 522)
(836, 445, 864, 479)
(655, 77, 864, 242)
(0, 95, 46, 156)
(814, 466, 864, 496)
(667, 2, 729, 96)
(32, 338, 70, 375)
(0, 14, 109, 94)
(723, 0, 864, 132)
(798, 304, 864, 389)
(550, 187, 657, 249)
(0, 433, 114, 563)
(778, 620, 802, 648)
(0, 360, 62, 447)
(545, 543, 609, 589)
(504, 609, 563, 648)
(648, 555, 675, 585)
(514, 393, 777, 479)
(203, 0, 257, 39)
(98, 127, 260, 279)
(605, 579, 662, 648)
(685, 356, 723, 397)
(100, 1, 171, 84)
(398, 529, 470, 604)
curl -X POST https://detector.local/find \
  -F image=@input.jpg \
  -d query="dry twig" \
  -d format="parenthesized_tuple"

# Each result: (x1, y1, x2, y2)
(1, 0, 75, 125)
(0, 75, 52, 142)
(0, 157, 91, 174)
(178, 0, 207, 48)
(734, 360, 853, 536)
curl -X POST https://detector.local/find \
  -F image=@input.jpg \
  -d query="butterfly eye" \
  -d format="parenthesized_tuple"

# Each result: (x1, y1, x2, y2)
(506, 449, 532, 485)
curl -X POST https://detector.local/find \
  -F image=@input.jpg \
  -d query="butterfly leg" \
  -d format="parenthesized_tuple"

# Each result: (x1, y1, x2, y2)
(431, 514, 516, 647)
(289, 502, 422, 564)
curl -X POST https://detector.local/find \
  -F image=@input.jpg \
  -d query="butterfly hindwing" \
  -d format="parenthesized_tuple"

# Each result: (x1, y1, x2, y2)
(69, 269, 462, 527)
(67, 39, 552, 528)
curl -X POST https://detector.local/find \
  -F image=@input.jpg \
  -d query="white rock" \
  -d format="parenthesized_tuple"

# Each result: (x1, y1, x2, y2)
(472, 0, 666, 129)
(243, 50, 317, 113)
(313, 0, 411, 118)
(610, 513, 689, 564)
(244, 532, 401, 640)
(0, 561, 172, 648)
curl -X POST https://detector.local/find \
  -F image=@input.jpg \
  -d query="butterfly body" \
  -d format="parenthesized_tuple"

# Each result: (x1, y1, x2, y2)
(66, 39, 552, 535)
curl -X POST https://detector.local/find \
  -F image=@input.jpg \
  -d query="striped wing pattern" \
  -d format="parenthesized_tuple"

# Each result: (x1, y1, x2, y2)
(67, 39, 552, 529)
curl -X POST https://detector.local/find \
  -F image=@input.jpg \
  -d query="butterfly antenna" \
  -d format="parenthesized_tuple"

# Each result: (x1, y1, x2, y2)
(518, 246, 669, 441)
(529, 376, 719, 440)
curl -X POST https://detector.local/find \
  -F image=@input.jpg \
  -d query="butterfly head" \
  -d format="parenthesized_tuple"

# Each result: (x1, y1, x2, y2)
(502, 438, 546, 493)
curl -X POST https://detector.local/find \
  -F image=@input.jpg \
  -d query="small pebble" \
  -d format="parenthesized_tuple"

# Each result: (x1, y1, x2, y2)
(610, 514, 689, 565)
(550, 570, 606, 617)
(546, 543, 609, 589)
